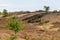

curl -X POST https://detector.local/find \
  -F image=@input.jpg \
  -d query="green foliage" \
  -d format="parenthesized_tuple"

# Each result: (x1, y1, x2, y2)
(7, 16, 22, 34)
(3, 9, 8, 17)
(7, 16, 23, 40)
(44, 6, 50, 13)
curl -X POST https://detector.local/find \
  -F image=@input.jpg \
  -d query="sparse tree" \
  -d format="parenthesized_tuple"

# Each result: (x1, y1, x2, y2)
(3, 9, 8, 17)
(44, 6, 50, 13)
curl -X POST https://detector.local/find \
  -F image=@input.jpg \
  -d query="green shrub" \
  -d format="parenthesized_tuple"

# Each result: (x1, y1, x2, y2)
(7, 16, 23, 40)
(3, 9, 8, 17)
(7, 16, 22, 34)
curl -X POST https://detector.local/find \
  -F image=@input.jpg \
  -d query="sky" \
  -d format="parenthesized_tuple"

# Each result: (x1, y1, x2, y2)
(0, 0, 60, 12)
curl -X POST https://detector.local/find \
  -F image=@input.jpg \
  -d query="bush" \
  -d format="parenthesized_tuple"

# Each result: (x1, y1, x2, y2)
(7, 16, 23, 40)
(3, 9, 8, 17)
(7, 16, 23, 34)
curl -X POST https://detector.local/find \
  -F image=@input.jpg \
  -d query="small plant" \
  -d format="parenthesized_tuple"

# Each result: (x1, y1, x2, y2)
(7, 16, 23, 40)
(7, 16, 22, 34)
(3, 9, 8, 17)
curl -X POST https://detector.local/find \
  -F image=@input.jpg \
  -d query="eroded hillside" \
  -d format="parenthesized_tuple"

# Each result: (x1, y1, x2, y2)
(0, 12, 60, 40)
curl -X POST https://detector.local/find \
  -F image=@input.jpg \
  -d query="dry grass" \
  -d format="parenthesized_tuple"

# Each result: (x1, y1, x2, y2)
(0, 12, 60, 40)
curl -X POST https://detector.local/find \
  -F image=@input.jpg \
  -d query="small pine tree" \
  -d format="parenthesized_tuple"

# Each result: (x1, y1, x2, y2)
(3, 9, 8, 17)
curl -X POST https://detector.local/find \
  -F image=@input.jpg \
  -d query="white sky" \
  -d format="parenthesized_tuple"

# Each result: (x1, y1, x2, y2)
(0, 0, 60, 12)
